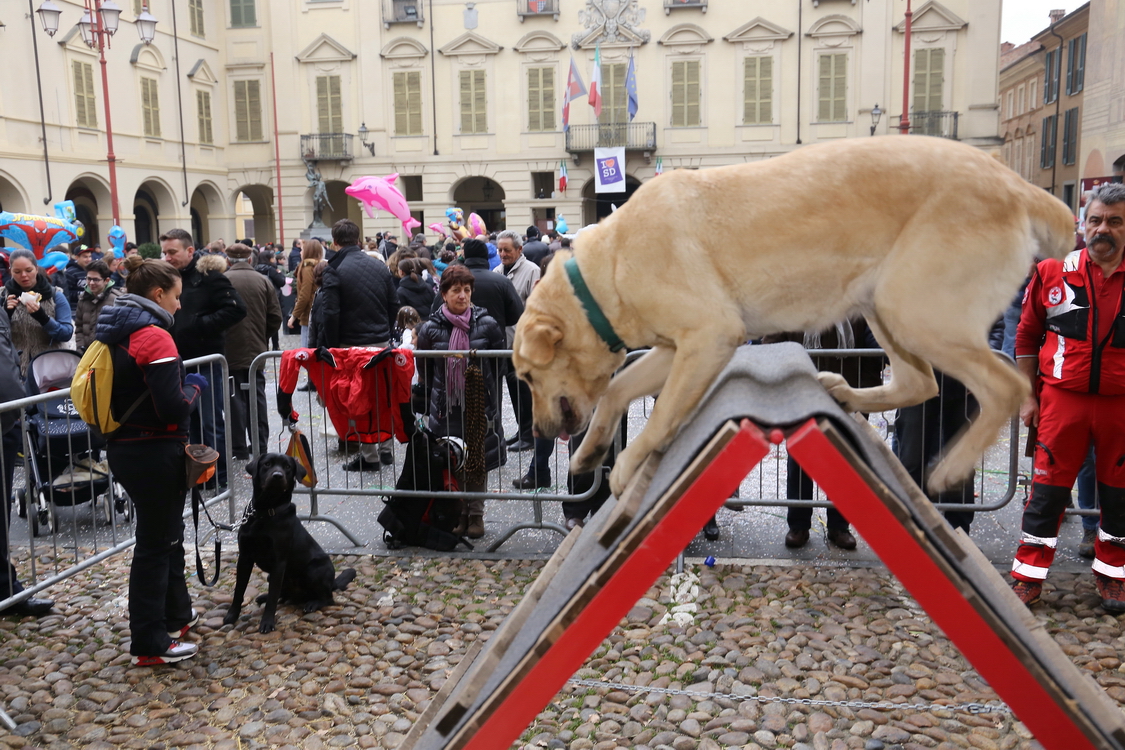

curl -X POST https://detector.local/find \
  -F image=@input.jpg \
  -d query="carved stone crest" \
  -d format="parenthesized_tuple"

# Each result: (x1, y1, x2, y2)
(572, 0, 651, 49)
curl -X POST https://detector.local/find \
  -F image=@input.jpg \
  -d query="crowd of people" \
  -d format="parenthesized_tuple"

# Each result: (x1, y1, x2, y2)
(5, 181, 1122, 663)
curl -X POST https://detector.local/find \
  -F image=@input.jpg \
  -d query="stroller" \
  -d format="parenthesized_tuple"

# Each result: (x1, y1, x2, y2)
(16, 350, 132, 536)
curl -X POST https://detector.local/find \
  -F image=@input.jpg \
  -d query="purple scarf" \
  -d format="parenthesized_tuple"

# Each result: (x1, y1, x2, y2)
(442, 304, 472, 406)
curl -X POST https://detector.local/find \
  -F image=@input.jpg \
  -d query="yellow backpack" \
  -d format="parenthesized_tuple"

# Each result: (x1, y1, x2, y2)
(71, 340, 147, 437)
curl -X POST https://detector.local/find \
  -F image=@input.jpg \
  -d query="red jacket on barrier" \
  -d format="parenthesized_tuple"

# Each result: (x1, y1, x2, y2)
(278, 347, 414, 444)
(1015, 248, 1125, 395)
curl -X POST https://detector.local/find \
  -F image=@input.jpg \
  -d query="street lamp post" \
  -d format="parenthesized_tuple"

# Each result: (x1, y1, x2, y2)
(899, 0, 913, 134)
(870, 104, 883, 136)
(37, 0, 157, 229)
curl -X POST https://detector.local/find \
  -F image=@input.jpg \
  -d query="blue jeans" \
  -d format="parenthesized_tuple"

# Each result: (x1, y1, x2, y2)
(1077, 446, 1098, 532)
(1001, 301, 1022, 359)
(189, 361, 227, 487)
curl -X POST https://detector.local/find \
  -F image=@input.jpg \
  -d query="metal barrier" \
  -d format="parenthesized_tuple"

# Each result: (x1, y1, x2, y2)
(0, 353, 235, 615)
(247, 348, 607, 552)
(245, 346, 1055, 555)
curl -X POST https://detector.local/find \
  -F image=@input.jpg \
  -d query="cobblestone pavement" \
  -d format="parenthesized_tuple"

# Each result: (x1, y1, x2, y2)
(1, 549, 1122, 750)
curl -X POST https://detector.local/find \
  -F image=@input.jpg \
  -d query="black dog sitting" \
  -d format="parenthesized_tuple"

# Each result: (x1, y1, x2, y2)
(223, 454, 356, 633)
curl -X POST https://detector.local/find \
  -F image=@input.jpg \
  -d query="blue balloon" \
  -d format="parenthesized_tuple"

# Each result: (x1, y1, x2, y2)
(107, 225, 127, 258)
(39, 251, 69, 273)
(556, 215, 569, 234)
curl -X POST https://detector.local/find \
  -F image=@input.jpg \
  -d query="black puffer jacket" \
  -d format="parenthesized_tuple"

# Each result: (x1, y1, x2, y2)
(415, 304, 506, 470)
(96, 295, 200, 442)
(321, 245, 398, 347)
(171, 253, 247, 361)
(396, 275, 435, 321)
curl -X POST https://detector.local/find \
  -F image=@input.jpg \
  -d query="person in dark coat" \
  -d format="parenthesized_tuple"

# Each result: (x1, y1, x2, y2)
(63, 245, 93, 307)
(415, 264, 506, 540)
(254, 251, 286, 349)
(74, 260, 123, 352)
(225, 244, 282, 459)
(321, 218, 400, 471)
(288, 240, 302, 273)
(522, 226, 551, 267)
(160, 228, 247, 488)
(396, 258, 435, 321)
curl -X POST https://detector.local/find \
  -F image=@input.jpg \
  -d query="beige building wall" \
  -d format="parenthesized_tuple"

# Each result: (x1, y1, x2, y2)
(0, 0, 1002, 246)
(1079, 0, 1125, 191)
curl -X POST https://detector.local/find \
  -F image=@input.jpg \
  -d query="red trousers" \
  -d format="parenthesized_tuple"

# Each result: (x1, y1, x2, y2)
(1013, 384, 1125, 582)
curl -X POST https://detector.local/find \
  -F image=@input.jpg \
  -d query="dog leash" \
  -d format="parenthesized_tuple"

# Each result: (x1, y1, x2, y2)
(191, 487, 230, 587)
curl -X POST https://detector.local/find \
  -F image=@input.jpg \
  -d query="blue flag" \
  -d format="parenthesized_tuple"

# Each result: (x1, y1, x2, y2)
(626, 52, 639, 122)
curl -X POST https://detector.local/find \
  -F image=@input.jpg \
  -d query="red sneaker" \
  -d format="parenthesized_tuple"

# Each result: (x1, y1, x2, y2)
(1096, 576, 1125, 614)
(167, 611, 199, 640)
(1010, 578, 1042, 606)
(131, 641, 198, 667)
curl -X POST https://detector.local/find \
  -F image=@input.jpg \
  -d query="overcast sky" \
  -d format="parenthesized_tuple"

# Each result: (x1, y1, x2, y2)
(1002, 1, 1087, 45)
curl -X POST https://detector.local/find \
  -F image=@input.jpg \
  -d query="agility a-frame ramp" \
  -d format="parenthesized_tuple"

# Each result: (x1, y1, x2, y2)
(405, 343, 1125, 750)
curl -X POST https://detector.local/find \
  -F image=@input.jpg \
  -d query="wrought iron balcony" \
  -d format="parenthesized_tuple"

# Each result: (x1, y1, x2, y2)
(383, 0, 423, 27)
(664, 0, 707, 13)
(300, 133, 354, 162)
(565, 122, 657, 152)
(518, 0, 559, 19)
(910, 111, 959, 140)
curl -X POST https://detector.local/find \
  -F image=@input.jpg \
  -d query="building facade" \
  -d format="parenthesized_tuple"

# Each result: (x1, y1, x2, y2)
(999, 41, 1043, 186)
(0, 0, 1003, 246)
(1079, 0, 1125, 201)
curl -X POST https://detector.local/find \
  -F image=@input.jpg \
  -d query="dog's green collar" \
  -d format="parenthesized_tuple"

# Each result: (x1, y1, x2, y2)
(564, 257, 625, 353)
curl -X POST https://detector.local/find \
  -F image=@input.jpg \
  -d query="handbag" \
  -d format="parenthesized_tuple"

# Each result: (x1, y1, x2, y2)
(285, 428, 318, 488)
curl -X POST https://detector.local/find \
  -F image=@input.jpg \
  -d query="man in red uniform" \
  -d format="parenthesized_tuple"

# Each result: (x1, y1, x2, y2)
(1011, 183, 1125, 611)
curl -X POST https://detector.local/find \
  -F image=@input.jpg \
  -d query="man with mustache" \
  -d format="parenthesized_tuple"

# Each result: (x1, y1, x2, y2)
(1010, 183, 1125, 611)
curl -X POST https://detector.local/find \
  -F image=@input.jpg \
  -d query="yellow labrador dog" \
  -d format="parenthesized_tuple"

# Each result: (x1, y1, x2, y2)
(513, 136, 1074, 498)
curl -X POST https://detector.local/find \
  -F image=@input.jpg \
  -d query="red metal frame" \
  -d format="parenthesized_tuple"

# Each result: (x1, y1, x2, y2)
(453, 416, 1098, 750)
(459, 419, 771, 750)
(785, 418, 1097, 750)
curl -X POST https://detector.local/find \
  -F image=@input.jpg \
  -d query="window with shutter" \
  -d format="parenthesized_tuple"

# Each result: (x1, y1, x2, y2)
(913, 48, 944, 114)
(73, 61, 97, 128)
(460, 70, 487, 134)
(1062, 107, 1079, 165)
(817, 53, 847, 122)
(1041, 115, 1057, 169)
(1029, 80, 1037, 111)
(234, 80, 263, 142)
(1044, 49, 1060, 104)
(393, 71, 423, 136)
(133, 0, 143, 15)
(316, 76, 343, 134)
(1072, 33, 1086, 94)
(188, 0, 204, 36)
(598, 63, 628, 125)
(141, 78, 161, 137)
(230, 0, 256, 28)
(743, 56, 772, 125)
(197, 90, 213, 144)
(528, 67, 556, 132)
(670, 60, 700, 127)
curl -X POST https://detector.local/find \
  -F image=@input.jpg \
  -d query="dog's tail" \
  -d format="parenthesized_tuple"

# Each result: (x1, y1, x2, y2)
(1026, 185, 1077, 262)
(334, 568, 357, 591)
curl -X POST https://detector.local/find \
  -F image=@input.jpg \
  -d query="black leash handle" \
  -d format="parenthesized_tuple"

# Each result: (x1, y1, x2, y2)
(191, 487, 228, 587)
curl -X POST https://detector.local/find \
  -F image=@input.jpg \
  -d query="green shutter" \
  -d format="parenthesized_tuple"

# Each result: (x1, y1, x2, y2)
(74, 61, 99, 128)
(818, 54, 832, 121)
(317, 76, 330, 133)
(394, 72, 408, 135)
(743, 56, 772, 125)
(197, 90, 213, 144)
(231, 0, 255, 27)
(248, 80, 262, 141)
(234, 80, 248, 142)
(73, 62, 87, 127)
(913, 48, 944, 114)
(671, 61, 687, 127)
(541, 67, 555, 130)
(473, 70, 487, 133)
(143, 78, 161, 137)
(528, 68, 541, 132)
(407, 72, 422, 135)
(189, 0, 204, 36)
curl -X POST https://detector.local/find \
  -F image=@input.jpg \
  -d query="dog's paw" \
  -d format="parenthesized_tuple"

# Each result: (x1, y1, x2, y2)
(222, 609, 240, 626)
(303, 601, 324, 614)
(609, 447, 644, 498)
(258, 619, 276, 634)
(817, 372, 856, 409)
(255, 593, 269, 605)
(571, 438, 610, 475)
(925, 455, 972, 495)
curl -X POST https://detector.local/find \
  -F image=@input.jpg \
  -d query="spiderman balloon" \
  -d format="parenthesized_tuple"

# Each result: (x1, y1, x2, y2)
(0, 201, 90, 273)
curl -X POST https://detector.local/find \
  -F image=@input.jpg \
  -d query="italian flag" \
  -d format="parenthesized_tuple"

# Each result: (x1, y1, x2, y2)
(559, 161, 568, 194)
(589, 46, 603, 118)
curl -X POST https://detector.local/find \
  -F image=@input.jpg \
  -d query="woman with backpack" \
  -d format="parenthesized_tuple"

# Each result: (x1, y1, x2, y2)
(95, 255, 206, 666)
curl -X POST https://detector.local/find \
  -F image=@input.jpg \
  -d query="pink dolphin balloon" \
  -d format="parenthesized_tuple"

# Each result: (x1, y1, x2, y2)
(345, 174, 415, 227)
(467, 212, 487, 237)
(402, 216, 422, 236)
(428, 222, 450, 237)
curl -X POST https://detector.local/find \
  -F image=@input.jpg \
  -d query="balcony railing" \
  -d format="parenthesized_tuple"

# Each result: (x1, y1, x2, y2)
(518, 0, 559, 19)
(565, 122, 657, 152)
(300, 134, 354, 161)
(910, 111, 959, 140)
(383, 0, 423, 27)
(664, 0, 707, 12)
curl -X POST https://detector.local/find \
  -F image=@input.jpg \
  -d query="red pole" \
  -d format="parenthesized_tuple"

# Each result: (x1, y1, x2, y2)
(93, 0, 121, 225)
(899, 0, 912, 134)
(270, 52, 285, 247)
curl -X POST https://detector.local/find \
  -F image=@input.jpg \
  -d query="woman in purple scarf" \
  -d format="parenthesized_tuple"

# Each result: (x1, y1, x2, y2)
(414, 264, 506, 539)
